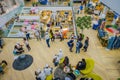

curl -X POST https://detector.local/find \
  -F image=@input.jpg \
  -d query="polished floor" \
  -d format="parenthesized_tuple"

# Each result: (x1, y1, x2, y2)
(0, 1, 120, 80)
(0, 28, 120, 80)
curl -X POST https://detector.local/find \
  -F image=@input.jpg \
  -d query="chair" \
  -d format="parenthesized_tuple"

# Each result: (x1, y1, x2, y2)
(59, 57, 65, 64)
(0, 60, 7, 74)
(83, 72, 102, 80)
(46, 74, 53, 80)
(80, 58, 94, 74)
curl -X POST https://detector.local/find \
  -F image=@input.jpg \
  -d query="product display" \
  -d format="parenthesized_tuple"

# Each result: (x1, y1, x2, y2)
(7, 7, 74, 38)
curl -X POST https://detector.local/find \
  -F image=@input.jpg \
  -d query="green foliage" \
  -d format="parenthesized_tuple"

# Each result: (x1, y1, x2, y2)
(76, 16, 92, 31)
(0, 29, 4, 37)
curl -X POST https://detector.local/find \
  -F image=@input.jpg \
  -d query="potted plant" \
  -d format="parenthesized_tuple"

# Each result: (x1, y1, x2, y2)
(76, 16, 91, 38)
(76, 16, 91, 33)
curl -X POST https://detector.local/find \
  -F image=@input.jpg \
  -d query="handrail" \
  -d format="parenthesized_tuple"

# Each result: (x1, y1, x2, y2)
(0, 6, 23, 28)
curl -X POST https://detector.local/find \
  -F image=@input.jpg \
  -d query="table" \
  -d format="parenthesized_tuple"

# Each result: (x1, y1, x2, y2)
(13, 54, 33, 70)
(54, 67, 78, 80)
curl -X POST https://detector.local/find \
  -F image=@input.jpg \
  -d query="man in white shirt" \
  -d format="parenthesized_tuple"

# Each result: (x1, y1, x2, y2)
(38, 70, 46, 80)
(34, 29, 41, 41)
(45, 32, 50, 47)
(44, 64, 52, 76)
(58, 49, 63, 60)
(35, 69, 46, 80)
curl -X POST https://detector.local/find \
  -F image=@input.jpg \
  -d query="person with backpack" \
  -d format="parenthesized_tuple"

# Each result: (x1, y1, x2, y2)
(67, 37, 74, 52)
(76, 39, 83, 53)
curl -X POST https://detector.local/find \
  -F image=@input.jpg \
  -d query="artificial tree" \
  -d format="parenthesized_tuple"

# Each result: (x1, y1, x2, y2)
(76, 16, 91, 39)
(76, 16, 91, 33)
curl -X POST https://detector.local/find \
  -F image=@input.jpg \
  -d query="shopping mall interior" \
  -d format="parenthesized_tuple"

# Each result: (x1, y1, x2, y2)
(0, 0, 120, 80)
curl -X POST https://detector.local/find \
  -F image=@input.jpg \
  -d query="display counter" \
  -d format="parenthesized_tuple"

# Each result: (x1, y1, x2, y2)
(8, 7, 75, 38)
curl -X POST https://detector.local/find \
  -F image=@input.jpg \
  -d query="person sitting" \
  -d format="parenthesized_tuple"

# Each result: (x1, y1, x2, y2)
(15, 42, 24, 52)
(44, 64, 53, 76)
(80, 78, 94, 80)
(63, 56, 69, 66)
(13, 42, 24, 55)
(54, 77, 61, 80)
(53, 49, 63, 66)
(53, 55, 59, 67)
(67, 72, 76, 80)
(35, 69, 46, 80)
(0, 60, 7, 74)
(0, 37, 4, 49)
(76, 58, 86, 70)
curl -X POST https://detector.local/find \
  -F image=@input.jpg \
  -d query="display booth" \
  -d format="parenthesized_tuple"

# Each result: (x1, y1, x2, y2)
(97, 8, 120, 49)
(8, 7, 75, 38)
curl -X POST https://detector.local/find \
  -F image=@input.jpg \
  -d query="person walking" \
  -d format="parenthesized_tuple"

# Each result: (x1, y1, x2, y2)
(45, 32, 50, 48)
(23, 38, 31, 51)
(83, 37, 89, 52)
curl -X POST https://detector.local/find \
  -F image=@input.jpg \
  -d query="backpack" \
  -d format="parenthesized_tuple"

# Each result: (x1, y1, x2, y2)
(79, 42, 83, 48)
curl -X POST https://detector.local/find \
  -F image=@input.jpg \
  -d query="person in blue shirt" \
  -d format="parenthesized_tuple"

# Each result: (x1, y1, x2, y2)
(67, 37, 74, 52)
(83, 37, 89, 52)
(79, 4, 83, 14)
(76, 39, 83, 53)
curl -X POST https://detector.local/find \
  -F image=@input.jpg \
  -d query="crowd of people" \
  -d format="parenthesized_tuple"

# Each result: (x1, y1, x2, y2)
(67, 33, 89, 53)
(10, 26, 90, 79)
(0, 18, 90, 79)
(34, 47, 91, 80)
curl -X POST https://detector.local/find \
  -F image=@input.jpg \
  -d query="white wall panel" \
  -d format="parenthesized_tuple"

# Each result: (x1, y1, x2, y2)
(100, 0, 120, 14)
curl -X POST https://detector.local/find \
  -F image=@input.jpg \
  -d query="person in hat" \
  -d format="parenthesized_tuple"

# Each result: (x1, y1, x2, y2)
(57, 49, 63, 60)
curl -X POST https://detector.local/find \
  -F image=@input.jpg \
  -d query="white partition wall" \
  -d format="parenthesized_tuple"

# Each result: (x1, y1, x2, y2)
(100, 0, 120, 14)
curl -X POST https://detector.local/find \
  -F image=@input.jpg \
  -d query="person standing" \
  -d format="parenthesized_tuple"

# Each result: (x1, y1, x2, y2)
(45, 32, 50, 48)
(76, 39, 83, 53)
(83, 37, 89, 52)
(59, 26, 63, 41)
(34, 29, 41, 41)
(23, 38, 31, 51)
(0, 37, 3, 49)
(67, 37, 74, 52)
(57, 49, 63, 60)
(49, 29, 55, 42)
(79, 4, 83, 14)
(25, 31, 31, 40)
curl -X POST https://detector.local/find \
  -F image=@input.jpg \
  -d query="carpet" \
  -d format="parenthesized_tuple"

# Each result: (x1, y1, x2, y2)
(13, 54, 33, 70)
